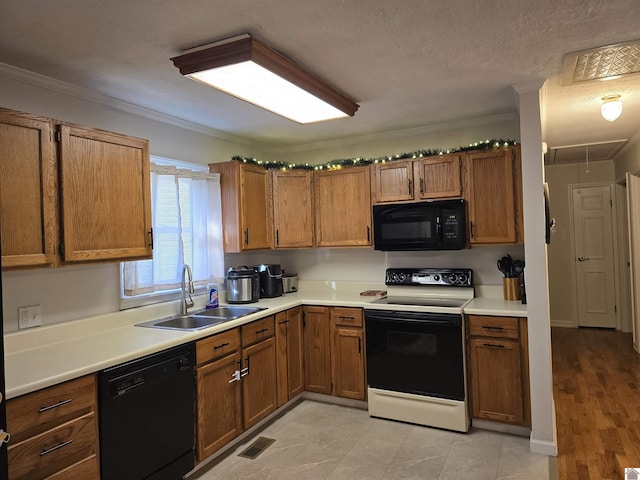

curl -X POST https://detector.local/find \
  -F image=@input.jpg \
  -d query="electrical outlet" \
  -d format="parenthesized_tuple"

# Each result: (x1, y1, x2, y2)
(18, 305, 42, 329)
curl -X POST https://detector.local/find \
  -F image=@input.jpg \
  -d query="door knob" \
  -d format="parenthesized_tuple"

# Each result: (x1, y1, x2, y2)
(578, 257, 590, 262)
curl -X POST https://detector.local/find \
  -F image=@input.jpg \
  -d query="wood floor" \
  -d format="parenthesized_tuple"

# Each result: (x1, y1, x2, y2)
(552, 327, 640, 479)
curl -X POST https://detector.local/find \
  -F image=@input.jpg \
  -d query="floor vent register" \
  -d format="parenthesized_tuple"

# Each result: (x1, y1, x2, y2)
(238, 437, 276, 460)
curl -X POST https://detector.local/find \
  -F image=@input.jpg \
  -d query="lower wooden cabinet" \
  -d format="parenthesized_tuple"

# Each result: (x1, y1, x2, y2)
(303, 306, 333, 394)
(303, 306, 366, 400)
(467, 315, 530, 427)
(6, 374, 99, 480)
(242, 336, 277, 429)
(195, 318, 277, 463)
(276, 307, 304, 407)
(196, 349, 242, 462)
(331, 308, 366, 400)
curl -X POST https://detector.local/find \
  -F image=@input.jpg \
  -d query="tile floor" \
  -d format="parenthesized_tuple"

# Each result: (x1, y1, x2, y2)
(193, 400, 551, 480)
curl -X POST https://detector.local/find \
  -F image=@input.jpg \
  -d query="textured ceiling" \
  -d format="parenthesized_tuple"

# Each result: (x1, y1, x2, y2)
(0, 0, 639, 156)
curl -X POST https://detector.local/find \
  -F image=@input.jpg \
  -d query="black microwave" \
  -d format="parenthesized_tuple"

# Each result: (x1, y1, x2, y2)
(372, 199, 467, 251)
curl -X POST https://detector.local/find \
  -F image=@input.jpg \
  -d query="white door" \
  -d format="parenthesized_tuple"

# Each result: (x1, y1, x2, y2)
(572, 185, 616, 328)
(626, 173, 640, 351)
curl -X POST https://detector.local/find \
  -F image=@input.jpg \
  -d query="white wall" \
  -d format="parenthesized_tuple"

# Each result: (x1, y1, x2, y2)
(516, 82, 557, 456)
(272, 114, 520, 165)
(0, 72, 259, 332)
(545, 160, 616, 327)
(614, 133, 640, 178)
(227, 245, 524, 287)
(2, 73, 521, 332)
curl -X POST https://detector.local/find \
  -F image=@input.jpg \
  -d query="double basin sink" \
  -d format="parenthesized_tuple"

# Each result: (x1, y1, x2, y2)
(136, 306, 267, 332)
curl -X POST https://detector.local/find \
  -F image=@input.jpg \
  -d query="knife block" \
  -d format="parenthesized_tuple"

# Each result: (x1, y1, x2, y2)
(503, 277, 521, 301)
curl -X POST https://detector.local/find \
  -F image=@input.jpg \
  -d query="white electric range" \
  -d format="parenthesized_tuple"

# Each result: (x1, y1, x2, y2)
(363, 267, 474, 432)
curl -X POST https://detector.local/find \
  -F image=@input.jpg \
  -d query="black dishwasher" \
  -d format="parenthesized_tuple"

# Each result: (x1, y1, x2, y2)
(98, 344, 195, 480)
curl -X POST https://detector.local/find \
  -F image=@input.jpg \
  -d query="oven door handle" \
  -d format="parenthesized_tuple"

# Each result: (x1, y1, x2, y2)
(365, 314, 461, 327)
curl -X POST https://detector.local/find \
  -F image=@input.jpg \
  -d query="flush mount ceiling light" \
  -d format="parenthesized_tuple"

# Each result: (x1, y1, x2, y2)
(171, 34, 359, 124)
(601, 94, 623, 122)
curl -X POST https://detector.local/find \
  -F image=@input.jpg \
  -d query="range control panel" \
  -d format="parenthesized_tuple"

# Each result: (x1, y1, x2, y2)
(385, 268, 473, 287)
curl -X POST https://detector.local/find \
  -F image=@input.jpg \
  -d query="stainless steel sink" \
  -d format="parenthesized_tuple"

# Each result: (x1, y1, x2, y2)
(135, 306, 267, 331)
(190, 306, 266, 319)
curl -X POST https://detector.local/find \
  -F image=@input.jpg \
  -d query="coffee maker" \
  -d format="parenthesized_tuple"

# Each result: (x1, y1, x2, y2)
(254, 264, 283, 298)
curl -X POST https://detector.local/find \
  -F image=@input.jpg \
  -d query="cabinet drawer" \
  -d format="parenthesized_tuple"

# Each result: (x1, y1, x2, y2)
(8, 413, 97, 480)
(333, 307, 363, 327)
(7, 375, 96, 443)
(468, 315, 519, 339)
(241, 316, 275, 347)
(197, 328, 240, 365)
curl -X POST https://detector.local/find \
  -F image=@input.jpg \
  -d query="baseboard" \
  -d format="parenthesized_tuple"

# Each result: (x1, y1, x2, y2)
(471, 418, 531, 437)
(550, 319, 575, 328)
(530, 438, 558, 456)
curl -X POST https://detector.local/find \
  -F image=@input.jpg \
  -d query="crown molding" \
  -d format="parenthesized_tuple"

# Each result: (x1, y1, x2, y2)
(0, 61, 261, 147)
(269, 112, 518, 155)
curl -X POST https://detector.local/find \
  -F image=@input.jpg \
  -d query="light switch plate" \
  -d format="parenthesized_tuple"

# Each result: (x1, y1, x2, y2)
(18, 305, 42, 329)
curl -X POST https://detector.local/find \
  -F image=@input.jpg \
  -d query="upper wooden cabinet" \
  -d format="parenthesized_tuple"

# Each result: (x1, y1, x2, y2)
(271, 170, 313, 248)
(415, 155, 463, 200)
(464, 146, 523, 245)
(210, 161, 272, 252)
(371, 160, 415, 203)
(58, 124, 152, 262)
(371, 154, 462, 204)
(0, 107, 152, 270)
(314, 166, 372, 247)
(0, 110, 57, 268)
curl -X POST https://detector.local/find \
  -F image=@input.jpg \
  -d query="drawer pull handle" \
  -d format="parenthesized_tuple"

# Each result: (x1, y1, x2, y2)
(339, 316, 355, 320)
(255, 328, 269, 334)
(213, 342, 230, 350)
(278, 320, 289, 325)
(482, 326, 504, 331)
(40, 439, 73, 457)
(483, 343, 505, 348)
(39, 399, 72, 413)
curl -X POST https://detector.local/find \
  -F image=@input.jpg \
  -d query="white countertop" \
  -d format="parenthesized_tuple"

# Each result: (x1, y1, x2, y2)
(3, 281, 526, 399)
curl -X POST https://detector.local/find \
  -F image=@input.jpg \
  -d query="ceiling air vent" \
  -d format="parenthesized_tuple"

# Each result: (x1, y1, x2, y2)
(561, 39, 640, 86)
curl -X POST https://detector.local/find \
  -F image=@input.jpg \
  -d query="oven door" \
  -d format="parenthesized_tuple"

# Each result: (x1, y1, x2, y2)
(365, 310, 465, 401)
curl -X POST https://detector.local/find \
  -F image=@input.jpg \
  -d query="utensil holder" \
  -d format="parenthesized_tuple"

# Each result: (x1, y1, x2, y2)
(503, 277, 521, 301)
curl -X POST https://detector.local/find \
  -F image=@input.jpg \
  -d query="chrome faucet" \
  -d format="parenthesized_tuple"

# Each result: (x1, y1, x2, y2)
(181, 264, 195, 315)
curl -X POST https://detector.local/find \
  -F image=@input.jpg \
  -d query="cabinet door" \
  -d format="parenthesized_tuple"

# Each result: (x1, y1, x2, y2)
(0, 110, 57, 268)
(469, 338, 523, 424)
(272, 170, 313, 248)
(314, 166, 372, 246)
(286, 307, 304, 399)
(372, 161, 414, 203)
(332, 326, 365, 400)
(196, 352, 242, 462)
(275, 311, 289, 407)
(303, 306, 332, 394)
(58, 124, 152, 262)
(242, 337, 277, 429)
(416, 155, 462, 199)
(465, 148, 520, 244)
(240, 164, 272, 250)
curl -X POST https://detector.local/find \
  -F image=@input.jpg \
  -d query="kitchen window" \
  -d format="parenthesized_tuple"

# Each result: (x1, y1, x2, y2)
(120, 158, 224, 309)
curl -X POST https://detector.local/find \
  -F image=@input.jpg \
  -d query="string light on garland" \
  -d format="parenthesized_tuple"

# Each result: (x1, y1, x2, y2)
(231, 139, 517, 171)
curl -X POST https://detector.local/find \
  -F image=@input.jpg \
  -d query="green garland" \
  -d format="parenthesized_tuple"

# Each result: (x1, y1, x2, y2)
(232, 138, 517, 171)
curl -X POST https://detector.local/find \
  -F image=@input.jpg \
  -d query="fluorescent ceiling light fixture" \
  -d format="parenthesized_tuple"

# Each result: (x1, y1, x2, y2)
(171, 34, 359, 124)
(600, 94, 623, 122)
